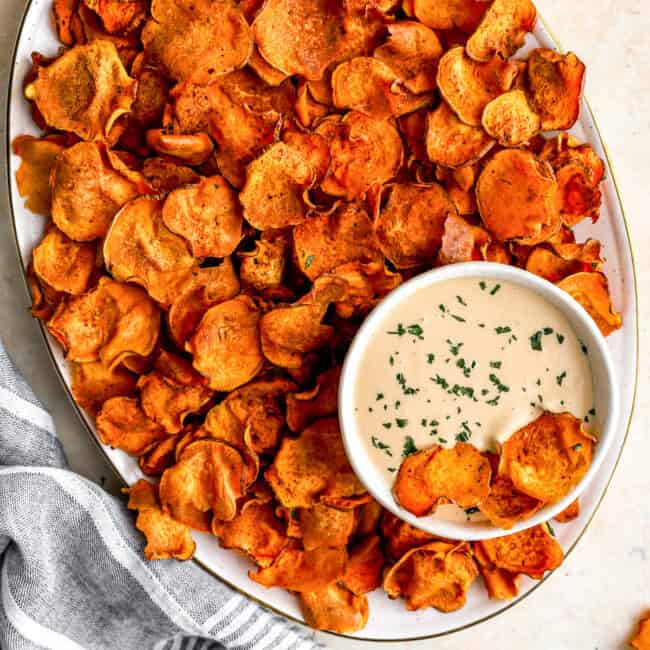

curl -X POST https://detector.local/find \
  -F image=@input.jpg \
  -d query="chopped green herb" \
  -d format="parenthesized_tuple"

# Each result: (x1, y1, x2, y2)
(371, 436, 393, 456)
(572, 443, 583, 452)
(490, 283, 501, 295)
(589, 408, 596, 416)
(396, 372, 419, 395)
(495, 326, 512, 335)
(447, 384, 475, 400)
(389, 355, 395, 366)
(387, 467, 396, 473)
(402, 436, 417, 457)
(387, 323, 406, 336)
(489, 361, 502, 369)
(543, 327, 554, 335)
(396, 418, 409, 428)
(455, 432, 470, 442)
(557, 333, 565, 344)
(547, 522, 556, 537)
(407, 323, 424, 339)
(451, 314, 466, 322)
(438, 304, 447, 313)
(382, 422, 392, 429)
(556, 371, 567, 386)
(530, 330, 543, 351)
(427, 353, 435, 364)
(478, 323, 486, 328)
(304, 255, 314, 269)
(489, 373, 510, 393)
(536, 378, 542, 386)
(431, 374, 450, 390)
(464, 507, 480, 515)
(580, 340, 588, 355)
(479, 281, 487, 290)
(368, 407, 373, 412)
(438, 437, 448, 444)
(421, 418, 427, 426)
(376, 393, 384, 401)
(456, 295, 467, 306)
(446, 339, 463, 356)
(395, 400, 401, 409)
(486, 395, 500, 406)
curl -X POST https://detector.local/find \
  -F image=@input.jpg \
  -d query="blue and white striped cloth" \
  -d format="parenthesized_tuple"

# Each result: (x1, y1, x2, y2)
(0, 341, 324, 650)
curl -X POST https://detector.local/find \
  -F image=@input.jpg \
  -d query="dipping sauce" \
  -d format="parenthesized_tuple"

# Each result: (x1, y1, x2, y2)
(353, 277, 595, 481)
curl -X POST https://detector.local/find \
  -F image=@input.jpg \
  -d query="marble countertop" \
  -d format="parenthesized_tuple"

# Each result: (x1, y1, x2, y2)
(1, 0, 648, 647)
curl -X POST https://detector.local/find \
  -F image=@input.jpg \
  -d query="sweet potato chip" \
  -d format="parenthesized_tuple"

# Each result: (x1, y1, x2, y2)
(266, 417, 366, 508)
(316, 112, 404, 200)
(142, 157, 200, 193)
(104, 197, 198, 307)
(525, 239, 602, 283)
(554, 498, 579, 523)
(342, 535, 385, 594)
(125, 480, 196, 560)
(356, 499, 384, 537)
(466, 0, 536, 61)
(293, 202, 381, 280)
(162, 176, 242, 258)
(555, 162, 602, 227)
(212, 498, 288, 566)
(472, 542, 520, 600)
(138, 351, 213, 434)
(500, 412, 594, 503)
(374, 22, 443, 94)
(186, 295, 264, 391)
(12, 135, 65, 216)
(141, 0, 253, 84)
(384, 541, 478, 611)
(250, 545, 347, 591)
(128, 68, 170, 130)
(53, 0, 81, 46)
(631, 615, 650, 650)
(83, 0, 148, 34)
(32, 227, 96, 295)
(139, 435, 180, 476)
(474, 524, 563, 579)
(540, 133, 605, 186)
(96, 396, 167, 455)
(426, 101, 495, 168)
(25, 40, 136, 141)
(375, 183, 457, 268)
(295, 80, 330, 128)
(300, 583, 368, 633)
(70, 360, 138, 415)
(167, 261, 241, 347)
(476, 149, 560, 243)
(478, 474, 543, 529)
(394, 443, 491, 516)
(526, 49, 585, 131)
(482, 89, 541, 147)
(380, 512, 437, 561)
(239, 232, 288, 292)
(51, 141, 145, 241)
(413, 0, 487, 32)
(332, 57, 431, 119)
(299, 503, 357, 550)
(437, 214, 495, 264)
(437, 47, 523, 126)
(160, 438, 248, 529)
(557, 272, 622, 336)
(286, 366, 339, 432)
(145, 131, 214, 166)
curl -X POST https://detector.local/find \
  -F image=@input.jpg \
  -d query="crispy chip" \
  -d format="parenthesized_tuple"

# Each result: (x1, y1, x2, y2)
(32, 227, 96, 295)
(139, 435, 180, 476)
(413, 0, 487, 32)
(53, 0, 80, 45)
(398, 108, 429, 162)
(300, 583, 368, 633)
(525, 239, 602, 283)
(129, 68, 170, 128)
(426, 101, 495, 168)
(557, 272, 622, 336)
(383, 541, 478, 611)
(540, 133, 605, 186)
(356, 499, 384, 537)
(71, 360, 138, 415)
(142, 157, 200, 193)
(186, 295, 264, 391)
(265, 417, 366, 508)
(476, 149, 560, 244)
(141, 0, 253, 84)
(438, 214, 494, 264)
(482, 89, 541, 147)
(466, 0, 536, 61)
(394, 443, 491, 516)
(499, 412, 594, 504)
(479, 473, 543, 530)
(380, 512, 437, 561)
(295, 80, 329, 128)
(316, 112, 404, 200)
(96, 396, 167, 455)
(25, 40, 136, 140)
(125, 480, 195, 560)
(299, 503, 357, 550)
(286, 366, 340, 432)
(239, 232, 288, 292)
(474, 524, 563, 578)
(51, 142, 145, 241)
(12, 135, 65, 216)
(342, 535, 385, 594)
(526, 49, 585, 131)
(375, 183, 457, 268)
(472, 542, 520, 600)
(145, 130, 214, 166)
(162, 176, 242, 258)
(83, 0, 148, 34)
(250, 545, 347, 591)
(437, 46, 523, 126)
(631, 615, 650, 650)
(554, 498, 579, 523)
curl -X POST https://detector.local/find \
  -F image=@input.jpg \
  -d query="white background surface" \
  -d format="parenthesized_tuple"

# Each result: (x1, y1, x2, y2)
(0, 1, 648, 648)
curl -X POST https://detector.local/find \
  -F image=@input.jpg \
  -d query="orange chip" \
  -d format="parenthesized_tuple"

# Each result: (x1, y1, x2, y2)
(438, 213, 494, 264)
(28, 264, 64, 321)
(383, 541, 478, 611)
(555, 162, 602, 227)
(342, 535, 385, 595)
(398, 108, 429, 162)
(12, 135, 65, 216)
(466, 0, 536, 61)
(299, 503, 357, 550)
(300, 583, 369, 633)
(526, 49, 585, 131)
(631, 614, 650, 650)
(394, 443, 492, 516)
(139, 435, 181, 476)
(374, 22, 443, 94)
(554, 498, 579, 523)
(212, 498, 288, 567)
(260, 276, 347, 369)
(380, 512, 437, 561)
(50, 142, 145, 241)
(250, 544, 347, 592)
(125, 480, 196, 560)
(500, 412, 594, 504)
(70, 360, 138, 416)
(478, 474, 543, 529)
(557, 272, 622, 336)
(104, 197, 198, 307)
(128, 68, 170, 129)
(426, 101, 495, 168)
(32, 227, 96, 295)
(145, 131, 214, 166)
(437, 47, 523, 126)
(265, 417, 366, 508)
(375, 183, 457, 269)
(281, 130, 331, 184)
(476, 149, 560, 244)
(141, 0, 253, 84)
(286, 366, 340, 433)
(239, 232, 289, 292)
(186, 295, 264, 391)
(160, 438, 249, 529)
(525, 239, 602, 283)
(248, 47, 290, 86)
(413, 0, 487, 32)
(25, 41, 136, 141)
(295, 80, 329, 128)
(96, 396, 167, 455)
(316, 112, 404, 200)
(540, 133, 605, 187)
(474, 524, 563, 579)
(472, 541, 520, 600)
(356, 498, 384, 537)
(142, 157, 200, 194)
(53, 0, 81, 46)
(482, 89, 541, 147)
(167, 261, 241, 348)
(162, 176, 242, 258)
(332, 57, 431, 119)
(293, 202, 381, 280)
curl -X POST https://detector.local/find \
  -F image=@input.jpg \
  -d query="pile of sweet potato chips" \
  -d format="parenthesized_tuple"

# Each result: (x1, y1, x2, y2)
(14, 0, 621, 634)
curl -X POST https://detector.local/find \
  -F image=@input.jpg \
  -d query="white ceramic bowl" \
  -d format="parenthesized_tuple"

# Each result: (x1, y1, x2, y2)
(339, 262, 619, 541)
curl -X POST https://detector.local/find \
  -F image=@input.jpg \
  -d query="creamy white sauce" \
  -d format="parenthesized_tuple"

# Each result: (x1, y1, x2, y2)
(353, 277, 595, 489)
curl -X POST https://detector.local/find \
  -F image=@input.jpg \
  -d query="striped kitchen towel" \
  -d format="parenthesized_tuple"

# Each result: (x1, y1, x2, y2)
(0, 341, 325, 650)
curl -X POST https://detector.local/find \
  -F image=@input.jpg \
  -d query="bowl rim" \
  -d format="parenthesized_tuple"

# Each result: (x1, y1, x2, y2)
(339, 261, 620, 541)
